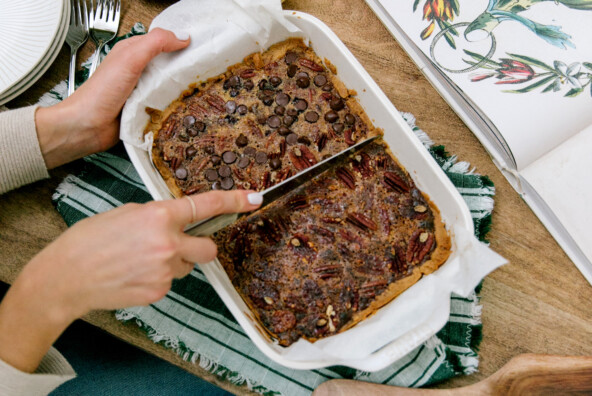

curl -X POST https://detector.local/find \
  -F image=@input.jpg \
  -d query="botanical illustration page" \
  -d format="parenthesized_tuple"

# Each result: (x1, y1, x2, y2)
(377, 0, 592, 171)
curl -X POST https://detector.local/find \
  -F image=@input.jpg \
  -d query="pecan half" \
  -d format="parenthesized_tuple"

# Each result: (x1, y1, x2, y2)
(344, 128, 356, 146)
(406, 230, 435, 264)
(346, 212, 378, 232)
(240, 69, 256, 78)
(299, 145, 318, 167)
(383, 171, 410, 193)
(313, 264, 341, 280)
(289, 151, 310, 171)
(335, 166, 356, 190)
(299, 58, 324, 72)
(317, 133, 328, 152)
(288, 195, 308, 210)
(205, 93, 226, 113)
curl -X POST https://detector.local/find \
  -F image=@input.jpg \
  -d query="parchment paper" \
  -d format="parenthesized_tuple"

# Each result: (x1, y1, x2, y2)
(120, 0, 506, 364)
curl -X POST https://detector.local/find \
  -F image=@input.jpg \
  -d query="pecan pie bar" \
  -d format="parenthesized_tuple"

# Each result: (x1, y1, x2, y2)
(213, 141, 451, 346)
(145, 38, 378, 197)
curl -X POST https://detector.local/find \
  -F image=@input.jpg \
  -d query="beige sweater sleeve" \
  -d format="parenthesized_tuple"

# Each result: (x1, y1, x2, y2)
(0, 107, 76, 393)
(0, 347, 76, 396)
(0, 106, 49, 194)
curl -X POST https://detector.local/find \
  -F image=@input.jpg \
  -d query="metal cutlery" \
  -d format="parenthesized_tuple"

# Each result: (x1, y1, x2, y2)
(65, 0, 89, 97)
(88, 0, 121, 76)
(184, 136, 378, 237)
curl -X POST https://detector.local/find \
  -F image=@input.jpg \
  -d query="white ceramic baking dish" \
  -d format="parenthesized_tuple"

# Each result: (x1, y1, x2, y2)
(123, 11, 474, 371)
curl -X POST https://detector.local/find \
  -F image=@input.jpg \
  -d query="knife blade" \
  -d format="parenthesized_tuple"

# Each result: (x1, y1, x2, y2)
(184, 135, 378, 237)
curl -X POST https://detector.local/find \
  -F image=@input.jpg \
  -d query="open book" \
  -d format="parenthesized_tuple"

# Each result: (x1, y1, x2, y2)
(365, 0, 592, 284)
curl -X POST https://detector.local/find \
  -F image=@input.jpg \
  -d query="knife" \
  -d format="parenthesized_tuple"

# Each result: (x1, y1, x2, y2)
(183, 135, 378, 237)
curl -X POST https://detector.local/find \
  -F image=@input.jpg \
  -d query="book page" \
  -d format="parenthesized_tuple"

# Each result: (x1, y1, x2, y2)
(374, 0, 592, 171)
(521, 124, 592, 264)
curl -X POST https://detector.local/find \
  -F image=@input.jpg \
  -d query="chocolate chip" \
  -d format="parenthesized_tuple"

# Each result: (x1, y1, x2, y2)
(257, 115, 267, 125)
(178, 134, 189, 142)
(287, 64, 298, 77)
(211, 155, 221, 165)
(266, 115, 280, 129)
(278, 126, 291, 136)
(237, 156, 250, 168)
(175, 167, 188, 180)
(244, 147, 256, 157)
(204, 145, 215, 155)
(236, 133, 249, 147)
(344, 113, 355, 125)
(194, 121, 206, 132)
(275, 92, 290, 106)
(275, 106, 285, 116)
(205, 169, 218, 181)
(222, 151, 237, 164)
(286, 133, 298, 145)
(255, 151, 268, 164)
(330, 98, 345, 111)
(270, 157, 281, 170)
(286, 108, 299, 117)
(229, 89, 239, 97)
(305, 111, 319, 123)
(296, 71, 309, 79)
(258, 79, 268, 90)
(237, 104, 248, 115)
(285, 52, 299, 64)
(324, 110, 339, 123)
(187, 127, 199, 137)
(322, 83, 333, 91)
(244, 80, 254, 91)
(294, 99, 308, 111)
(228, 75, 241, 88)
(218, 165, 231, 178)
(296, 76, 310, 88)
(283, 115, 296, 126)
(220, 177, 234, 190)
(262, 96, 274, 106)
(185, 146, 197, 158)
(333, 123, 344, 133)
(225, 100, 237, 114)
(183, 115, 196, 127)
(211, 181, 220, 190)
(270, 76, 282, 87)
(314, 75, 327, 87)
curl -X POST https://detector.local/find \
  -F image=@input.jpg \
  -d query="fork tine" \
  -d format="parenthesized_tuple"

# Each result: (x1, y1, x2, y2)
(109, 0, 114, 21)
(82, 0, 88, 28)
(76, 0, 82, 26)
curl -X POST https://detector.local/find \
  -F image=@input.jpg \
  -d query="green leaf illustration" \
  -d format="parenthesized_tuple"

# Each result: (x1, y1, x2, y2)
(542, 80, 558, 93)
(503, 75, 556, 93)
(413, 0, 420, 12)
(450, 0, 460, 14)
(507, 53, 555, 72)
(463, 50, 500, 67)
(584, 62, 592, 71)
(565, 88, 584, 97)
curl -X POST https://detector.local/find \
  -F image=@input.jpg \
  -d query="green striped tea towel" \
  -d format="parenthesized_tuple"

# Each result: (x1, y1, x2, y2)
(49, 24, 494, 396)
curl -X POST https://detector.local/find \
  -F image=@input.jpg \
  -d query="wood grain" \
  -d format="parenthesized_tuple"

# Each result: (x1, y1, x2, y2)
(313, 355, 592, 395)
(1, 0, 591, 394)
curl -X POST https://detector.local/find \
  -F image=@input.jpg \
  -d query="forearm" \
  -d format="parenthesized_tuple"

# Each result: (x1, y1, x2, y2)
(35, 102, 103, 169)
(0, 264, 75, 373)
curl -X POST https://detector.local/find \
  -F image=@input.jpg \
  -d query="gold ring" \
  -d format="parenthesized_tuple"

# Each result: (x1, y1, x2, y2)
(185, 195, 197, 223)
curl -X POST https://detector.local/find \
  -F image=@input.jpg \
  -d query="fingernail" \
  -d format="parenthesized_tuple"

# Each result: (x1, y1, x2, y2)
(247, 192, 263, 205)
(175, 31, 190, 41)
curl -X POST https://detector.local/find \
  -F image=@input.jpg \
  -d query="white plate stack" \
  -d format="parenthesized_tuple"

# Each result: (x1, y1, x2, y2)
(0, 0, 70, 105)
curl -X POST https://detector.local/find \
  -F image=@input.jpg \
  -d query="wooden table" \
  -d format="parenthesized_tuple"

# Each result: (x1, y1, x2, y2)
(2, 0, 591, 394)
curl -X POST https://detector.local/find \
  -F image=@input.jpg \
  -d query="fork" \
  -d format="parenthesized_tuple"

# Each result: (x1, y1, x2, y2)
(88, 0, 121, 76)
(65, 0, 89, 97)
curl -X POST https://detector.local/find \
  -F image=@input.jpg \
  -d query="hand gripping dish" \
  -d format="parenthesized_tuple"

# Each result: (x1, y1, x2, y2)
(123, 11, 475, 371)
